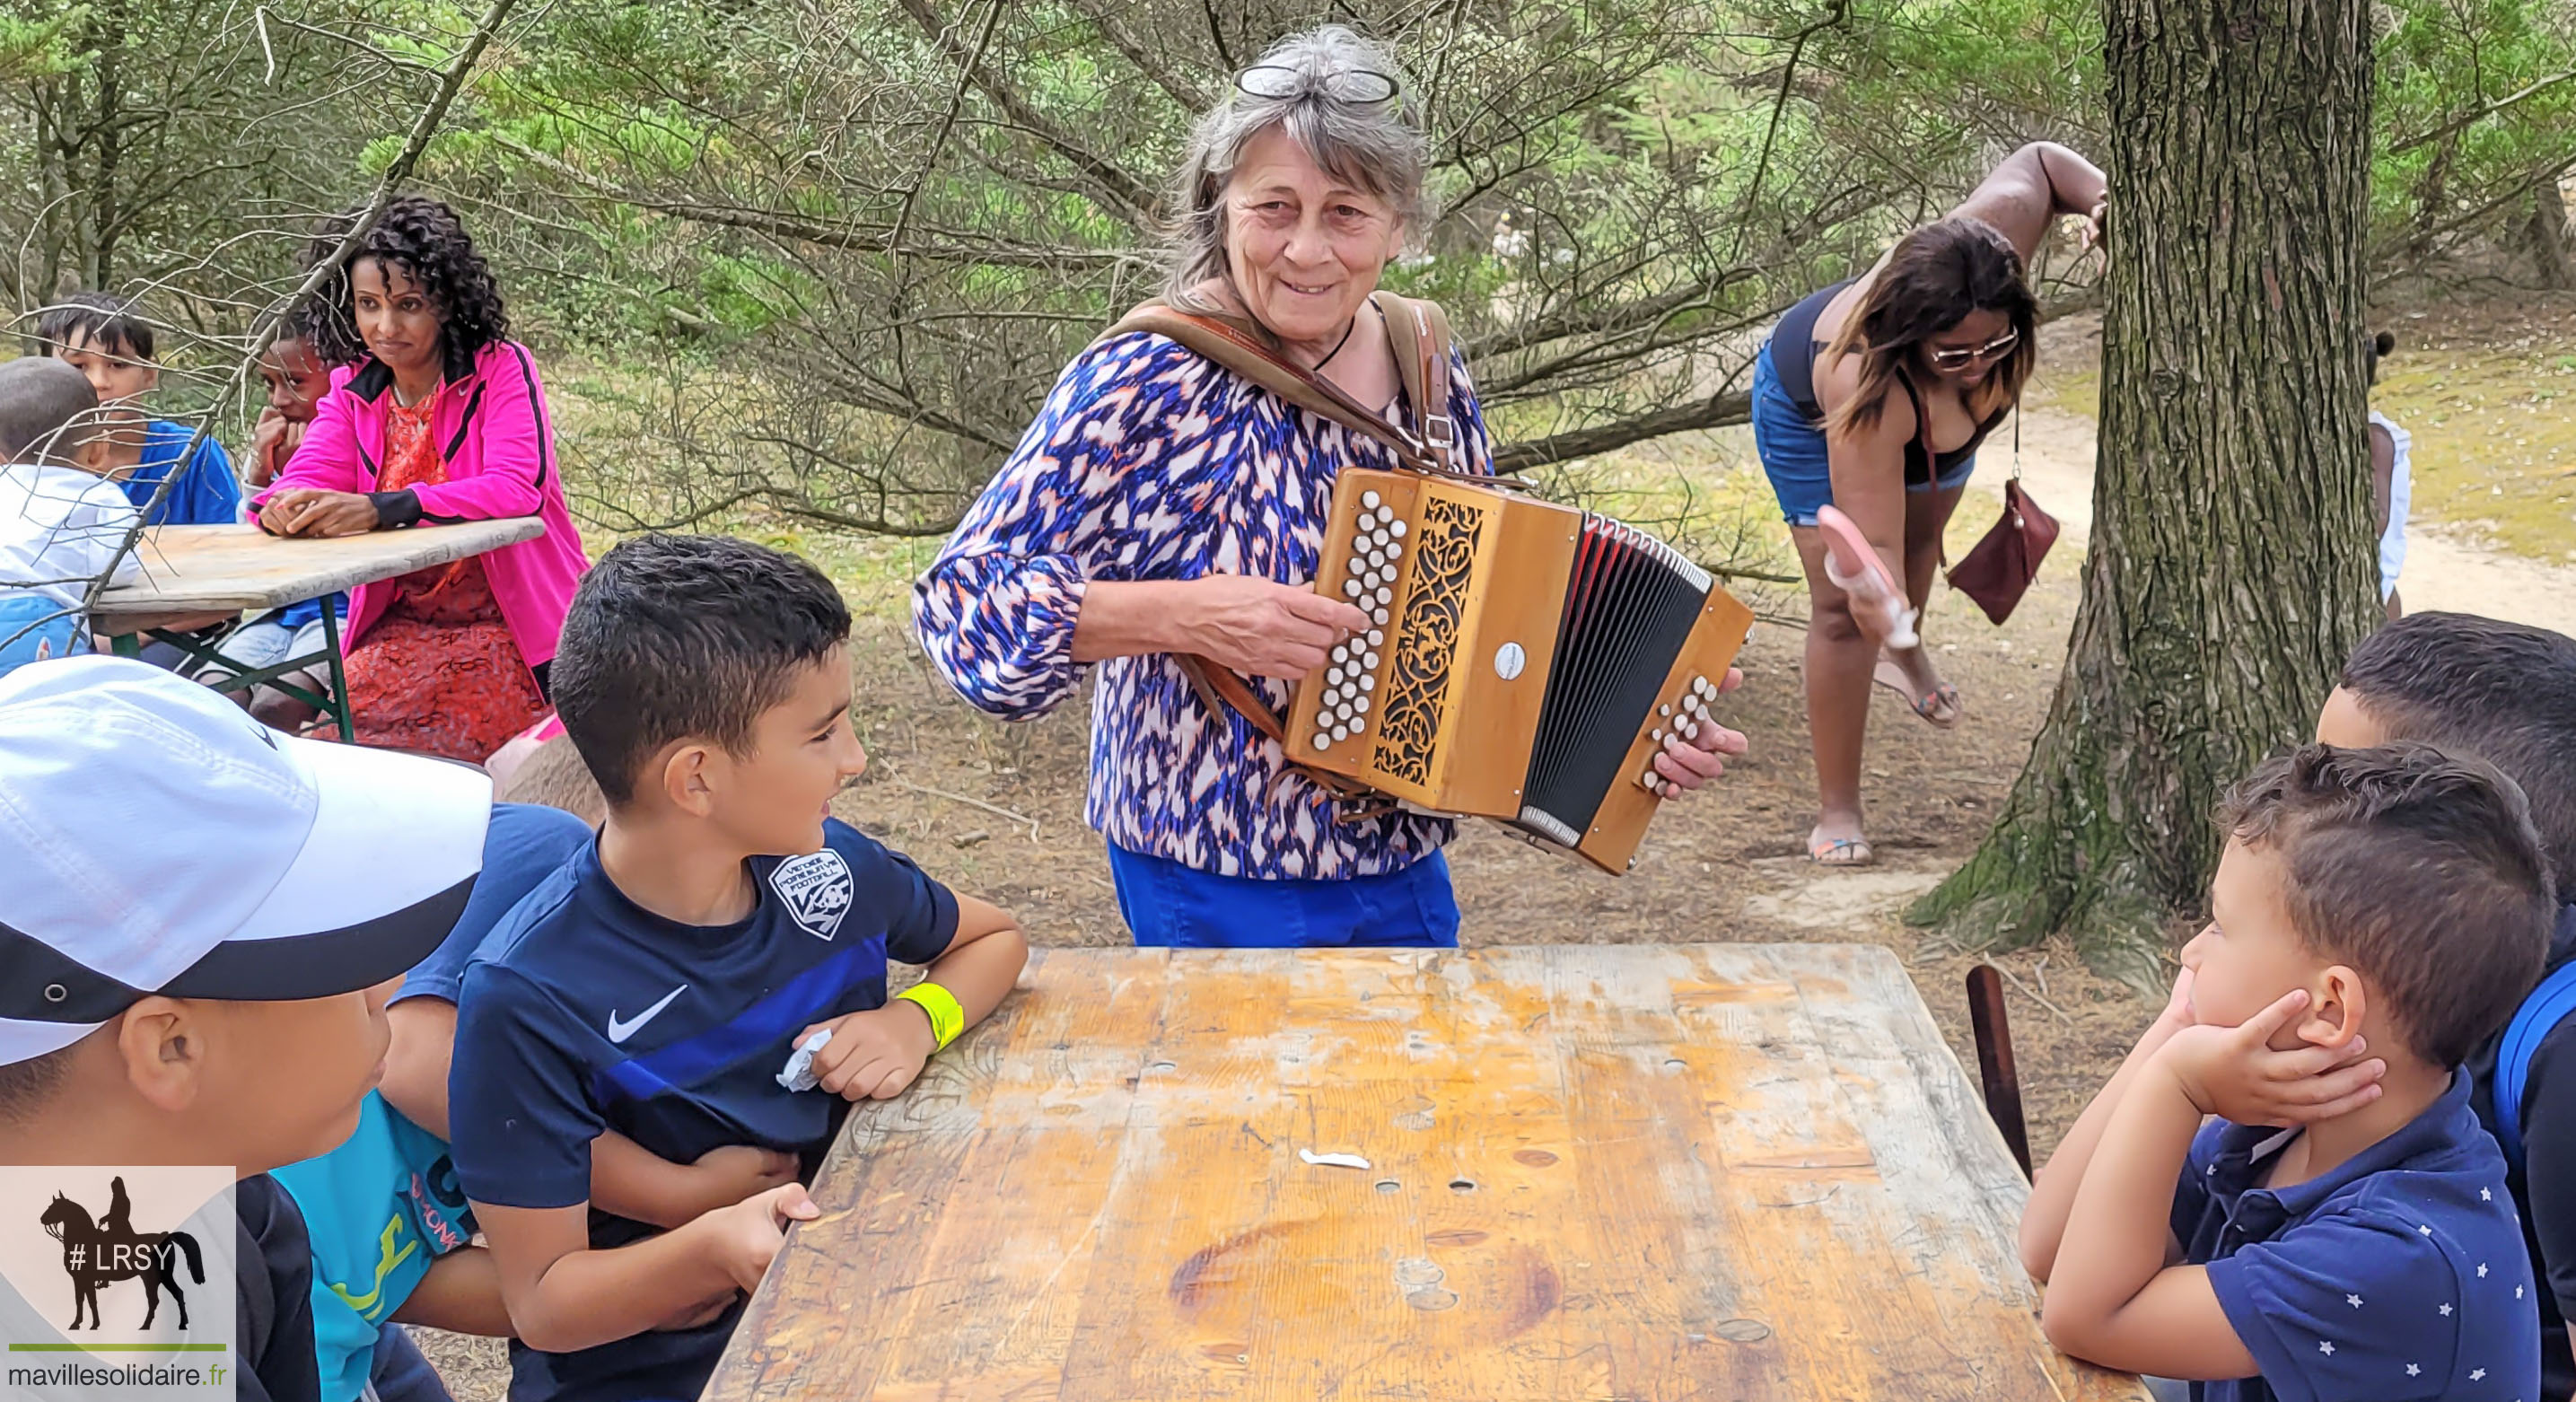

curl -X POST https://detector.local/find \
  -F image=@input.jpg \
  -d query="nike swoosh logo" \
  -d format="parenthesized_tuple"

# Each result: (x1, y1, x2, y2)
(607, 984, 688, 1044)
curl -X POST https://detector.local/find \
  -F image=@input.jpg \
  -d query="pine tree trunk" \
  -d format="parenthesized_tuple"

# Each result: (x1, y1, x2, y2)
(1906, 0, 2383, 988)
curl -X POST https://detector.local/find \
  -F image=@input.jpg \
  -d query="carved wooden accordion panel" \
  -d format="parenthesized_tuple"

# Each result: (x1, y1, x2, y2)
(1287, 469, 1756, 873)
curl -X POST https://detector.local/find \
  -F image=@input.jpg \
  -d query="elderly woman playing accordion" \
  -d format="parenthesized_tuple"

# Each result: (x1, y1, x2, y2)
(914, 25, 1745, 948)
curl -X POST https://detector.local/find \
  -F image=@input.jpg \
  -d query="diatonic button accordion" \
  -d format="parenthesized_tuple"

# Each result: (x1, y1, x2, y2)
(1288, 468, 1755, 873)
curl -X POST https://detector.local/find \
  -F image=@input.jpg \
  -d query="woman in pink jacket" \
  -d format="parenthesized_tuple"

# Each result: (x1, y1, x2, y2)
(257, 196, 588, 761)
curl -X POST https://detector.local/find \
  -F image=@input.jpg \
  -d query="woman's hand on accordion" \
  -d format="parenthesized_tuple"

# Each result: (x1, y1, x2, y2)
(1178, 574, 1376, 679)
(1651, 666, 1748, 795)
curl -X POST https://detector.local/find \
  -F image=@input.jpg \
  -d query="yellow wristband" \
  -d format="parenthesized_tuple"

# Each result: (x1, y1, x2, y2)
(895, 982, 967, 1051)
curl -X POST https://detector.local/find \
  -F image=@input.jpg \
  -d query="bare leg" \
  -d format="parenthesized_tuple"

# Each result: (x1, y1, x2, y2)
(1879, 484, 1970, 723)
(1791, 525, 1877, 862)
(2384, 587, 2404, 623)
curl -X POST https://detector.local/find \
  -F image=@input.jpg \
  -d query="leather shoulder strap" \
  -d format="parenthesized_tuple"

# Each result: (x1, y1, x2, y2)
(1372, 293, 1459, 473)
(1101, 302, 1438, 473)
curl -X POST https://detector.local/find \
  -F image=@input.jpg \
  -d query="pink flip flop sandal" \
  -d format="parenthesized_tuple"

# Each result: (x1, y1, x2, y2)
(1815, 504, 1919, 649)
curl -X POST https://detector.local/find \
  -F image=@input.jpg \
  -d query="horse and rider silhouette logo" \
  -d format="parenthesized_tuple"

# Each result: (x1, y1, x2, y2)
(37, 1175, 204, 1331)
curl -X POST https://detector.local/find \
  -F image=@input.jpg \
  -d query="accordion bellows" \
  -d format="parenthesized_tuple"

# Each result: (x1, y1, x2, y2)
(1288, 468, 1756, 874)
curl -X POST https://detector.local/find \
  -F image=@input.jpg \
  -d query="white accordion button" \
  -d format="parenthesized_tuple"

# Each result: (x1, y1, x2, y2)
(1362, 489, 1381, 509)
(1333, 723, 1352, 740)
(1314, 732, 1333, 750)
(1346, 556, 1368, 577)
(1389, 519, 1407, 538)
(1659, 704, 1672, 717)
(1354, 691, 1371, 714)
(1372, 607, 1389, 625)
(1343, 579, 1363, 598)
(1362, 651, 1380, 670)
(1359, 673, 1375, 692)
(1640, 767, 1660, 790)
(1372, 587, 1392, 607)
(1678, 717, 1698, 740)
(1367, 628, 1384, 646)
(1693, 674, 1713, 698)
(1332, 642, 1350, 662)
(1493, 641, 1526, 680)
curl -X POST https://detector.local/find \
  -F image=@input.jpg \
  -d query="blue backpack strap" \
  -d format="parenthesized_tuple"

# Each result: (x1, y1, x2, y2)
(2497, 959, 2576, 1170)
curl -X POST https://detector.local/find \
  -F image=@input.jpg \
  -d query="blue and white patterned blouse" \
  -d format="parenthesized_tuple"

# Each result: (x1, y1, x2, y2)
(912, 329, 1496, 880)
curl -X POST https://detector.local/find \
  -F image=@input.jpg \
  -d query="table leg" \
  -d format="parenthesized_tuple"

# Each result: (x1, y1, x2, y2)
(321, 606, 355, 745)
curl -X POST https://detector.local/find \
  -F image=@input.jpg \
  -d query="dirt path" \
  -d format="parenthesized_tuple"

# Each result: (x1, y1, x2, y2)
(1980, 403, 2576, 633)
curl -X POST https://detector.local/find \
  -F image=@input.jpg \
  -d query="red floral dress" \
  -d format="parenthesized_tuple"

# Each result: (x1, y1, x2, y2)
(329, 391, 547, 761)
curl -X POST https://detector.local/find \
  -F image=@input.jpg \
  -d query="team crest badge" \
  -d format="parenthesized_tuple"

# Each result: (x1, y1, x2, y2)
(772, 850, 854, 940)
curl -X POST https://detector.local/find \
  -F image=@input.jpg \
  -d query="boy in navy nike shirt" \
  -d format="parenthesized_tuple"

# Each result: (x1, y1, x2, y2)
(2022, 744, 2552, 1401)
(449, 533, 1028, 1402)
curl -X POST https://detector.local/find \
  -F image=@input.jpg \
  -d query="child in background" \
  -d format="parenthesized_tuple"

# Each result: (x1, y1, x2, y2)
(205, 329, 348, 729)
(2022, 743, 2550, 1401)
(0, 656, 495, 1402)
(39, 292, 241, 526)
(2368, 329, 2411, 620)
(449, 534, 1030, 1402)
(250, 329, 334, 490)
(0, 357, 139, 675)
(2322, 613, 2576, 1401)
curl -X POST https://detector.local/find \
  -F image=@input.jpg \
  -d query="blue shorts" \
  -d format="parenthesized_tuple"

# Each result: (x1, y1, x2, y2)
(1749, 340, 1975, 527)
(1107, 845, 1461, 948)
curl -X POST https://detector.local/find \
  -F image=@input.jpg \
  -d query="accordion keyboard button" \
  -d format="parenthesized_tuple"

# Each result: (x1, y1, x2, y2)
(1314, 732, 1333, 750)
(1359, 674, 1375, 693)
(1373, 587, 1392, 607)
(1366, 628, 1384, 646)
(1659, 704, 1672, 717)
(1343, 579, 1364, 598)
(1678, 717, 1699, 740)
(1347, 556, 1369, 577)
(1334, 723, 1352, 741)
(1693, 674, 1713, 698)
(1362, 651, 1380, 669)
(1389, 519, 1407, 538)
(1372, 608, 1389, 626)
(1362, 489, 1382, 509)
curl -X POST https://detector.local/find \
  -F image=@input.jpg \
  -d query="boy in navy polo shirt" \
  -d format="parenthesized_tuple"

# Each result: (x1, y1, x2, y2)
(2321, 614, 2576, 1402)
(448, 534, 1029, 1402)
(2022, 744, 2553, 1401)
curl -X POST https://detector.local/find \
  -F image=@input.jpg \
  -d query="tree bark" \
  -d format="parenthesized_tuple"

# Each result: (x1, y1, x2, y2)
(1907, 0, 2382, 988)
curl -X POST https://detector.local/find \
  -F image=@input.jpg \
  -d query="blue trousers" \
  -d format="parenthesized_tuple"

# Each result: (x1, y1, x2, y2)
(1107, 846, 1460, 948)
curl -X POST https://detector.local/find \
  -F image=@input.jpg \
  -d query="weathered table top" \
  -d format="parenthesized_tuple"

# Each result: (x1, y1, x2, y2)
(89, 520, 544, 618)
(707, 944, 2146, 1402)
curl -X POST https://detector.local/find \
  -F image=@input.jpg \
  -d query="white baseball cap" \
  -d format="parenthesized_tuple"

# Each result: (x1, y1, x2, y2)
(0, 656, 491, 1065)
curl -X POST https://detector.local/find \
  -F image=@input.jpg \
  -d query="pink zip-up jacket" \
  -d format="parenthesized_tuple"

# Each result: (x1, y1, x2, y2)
(256, 340, 588, 667)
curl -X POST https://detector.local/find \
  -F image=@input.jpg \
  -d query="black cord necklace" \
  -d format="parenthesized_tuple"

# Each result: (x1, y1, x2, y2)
(1312, 311, 1360, 371)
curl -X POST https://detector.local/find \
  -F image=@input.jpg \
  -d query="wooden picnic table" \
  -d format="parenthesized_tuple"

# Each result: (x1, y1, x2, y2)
(89, 519, 544, 629)
(89, 520, 545, 739)
(705, 944, 2149, 1402)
